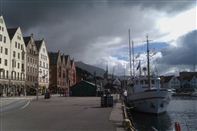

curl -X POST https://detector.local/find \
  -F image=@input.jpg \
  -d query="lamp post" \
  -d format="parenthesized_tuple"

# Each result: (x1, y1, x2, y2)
(35, 81, 38, 100)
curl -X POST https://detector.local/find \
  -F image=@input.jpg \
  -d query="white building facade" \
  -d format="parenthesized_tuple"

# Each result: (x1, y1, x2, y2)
(0, 16, 11, 96)
(8, 27, 26, 96)
(190, 76, 197, 89)
(35, 40, 49, 93)
(169, 77, 181, 89)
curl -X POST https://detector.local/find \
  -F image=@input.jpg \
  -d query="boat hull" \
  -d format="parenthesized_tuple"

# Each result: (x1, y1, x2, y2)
(127, 90, 171, 114)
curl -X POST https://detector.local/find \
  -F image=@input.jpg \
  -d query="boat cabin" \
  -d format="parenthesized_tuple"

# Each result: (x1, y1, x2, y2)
(133, 76, 161, 93)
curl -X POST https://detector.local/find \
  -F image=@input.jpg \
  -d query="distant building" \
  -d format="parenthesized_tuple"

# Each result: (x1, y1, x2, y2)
(190, 76, 197, 89)
(23, 35, 39, 95)
(180, 72, 197, 88)
(161, 76, 180, 89)
(48, 51, 62, 93)
(49, 51, 76, 95)
(60, 54, 67, 90)
(35, 39, 50, 94)
(70, 59, 76, 86)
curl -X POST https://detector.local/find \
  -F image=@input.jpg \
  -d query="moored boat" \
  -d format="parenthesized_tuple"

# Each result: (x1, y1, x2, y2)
(127, 76, 171, 114)
(126, 34, 172, 114)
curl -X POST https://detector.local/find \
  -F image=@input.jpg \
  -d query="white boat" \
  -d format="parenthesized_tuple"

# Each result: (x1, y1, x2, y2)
(127, 76, 172, 114)
(126, 33, 171, 114)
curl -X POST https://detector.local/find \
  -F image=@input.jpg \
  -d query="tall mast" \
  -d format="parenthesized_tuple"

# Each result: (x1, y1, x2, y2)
(146, 35, 151, 89)
(132, 40, 135, 77)
(129, 29, 132, 77)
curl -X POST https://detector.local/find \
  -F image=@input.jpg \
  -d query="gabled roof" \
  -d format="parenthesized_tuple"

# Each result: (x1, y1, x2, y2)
(61, 54, 66, 65)
(23, 36, 31, 46)
(35, 40, 43, 51)
(161, 76, 174, 83)
(7, 27, 18, 40)
(48, 52, 59, 65)
(70, 59, 74, 66)
(65, 55, 69, 63)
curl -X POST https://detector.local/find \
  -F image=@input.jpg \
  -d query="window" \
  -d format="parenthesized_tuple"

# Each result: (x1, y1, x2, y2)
(21, 45, 23, 50)
(17, 35, 21, 40)
(22, 52, 24, 60)
(0, 47, 2, 53)
(43, 48, 45, 53)
(40, 61, 41, 66)
(18, 43, 20, 49)
(18, 53, 20, 59)
(4, 59, 7, 66)
(3, 36, 6, 43)
(21, 64, 25, 71)
(12, 59, 15, 68)
(5, 48, 8, 55)
(13, 51, 16, 57)
(18, 63, 20, 69)
(6, 70, 8, 78)
(0, 58, 1, 64)
(0, 34, 2, 41)
(15, 42, 17, 48)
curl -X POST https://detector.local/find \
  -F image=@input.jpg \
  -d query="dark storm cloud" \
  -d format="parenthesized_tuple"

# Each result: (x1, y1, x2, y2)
(159, 30, 197, 65)
(2, 0, 195, 30)
(1, 0, 196, 75)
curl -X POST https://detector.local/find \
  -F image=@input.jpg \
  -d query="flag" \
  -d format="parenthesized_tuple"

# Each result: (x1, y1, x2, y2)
(137, 61, 141, 70)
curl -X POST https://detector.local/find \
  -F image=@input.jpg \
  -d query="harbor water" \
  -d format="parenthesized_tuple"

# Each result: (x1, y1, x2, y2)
(129, 96, 197, 131)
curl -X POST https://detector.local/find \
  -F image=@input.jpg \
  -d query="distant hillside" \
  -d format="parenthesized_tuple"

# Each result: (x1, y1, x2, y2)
(75, 61, 105, 77)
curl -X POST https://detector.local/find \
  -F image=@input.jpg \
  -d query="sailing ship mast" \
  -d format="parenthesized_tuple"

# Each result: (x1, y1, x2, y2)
(146, 35, 151, 89)
(129, 29, 132, 77)
(132, 40, 135, 77)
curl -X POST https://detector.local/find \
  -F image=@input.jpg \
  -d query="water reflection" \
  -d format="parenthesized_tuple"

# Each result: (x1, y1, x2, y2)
(130, 111, 172, 131)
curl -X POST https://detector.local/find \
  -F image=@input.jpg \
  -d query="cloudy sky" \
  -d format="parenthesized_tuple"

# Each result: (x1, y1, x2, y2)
(1, 0, 196, 76)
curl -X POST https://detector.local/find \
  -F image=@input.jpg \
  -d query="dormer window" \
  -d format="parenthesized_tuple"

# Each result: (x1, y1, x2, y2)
(17, 35, 21, 40)
(43, 48, 45, 53)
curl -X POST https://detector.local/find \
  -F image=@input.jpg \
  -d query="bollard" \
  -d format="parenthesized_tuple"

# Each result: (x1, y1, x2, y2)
(175, 122, 181, 131)
(123, 119, 132, 130)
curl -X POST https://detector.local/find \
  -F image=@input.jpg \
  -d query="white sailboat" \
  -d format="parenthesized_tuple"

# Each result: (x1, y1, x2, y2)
(126, 33, 172, 114)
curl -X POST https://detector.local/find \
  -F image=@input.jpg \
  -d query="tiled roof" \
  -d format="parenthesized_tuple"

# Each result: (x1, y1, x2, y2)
(182, 76, 193, 81)
(7, 28, 18, 40)
(23, 36, 31, 46)
(35, 40, 43, 51)
(49, 52, 59, 65)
